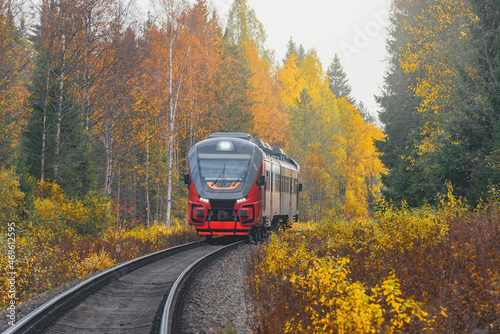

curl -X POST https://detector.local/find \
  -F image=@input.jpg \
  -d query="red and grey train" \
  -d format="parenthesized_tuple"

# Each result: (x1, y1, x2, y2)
(185, 133, 301, 241)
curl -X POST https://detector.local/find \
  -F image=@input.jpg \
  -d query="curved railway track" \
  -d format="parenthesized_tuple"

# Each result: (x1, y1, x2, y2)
(5, 239, 244, 334)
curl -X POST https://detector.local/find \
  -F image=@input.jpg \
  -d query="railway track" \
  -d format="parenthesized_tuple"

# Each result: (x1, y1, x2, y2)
(5, 238, 244, 334)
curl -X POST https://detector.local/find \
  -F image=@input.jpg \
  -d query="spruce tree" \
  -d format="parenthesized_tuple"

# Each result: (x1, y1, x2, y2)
(283, 37, 305, 63)
(23, 0, 95, 197)
(375, 2, 425, 206)
(468, 0, 500, 188)
(327, 54, 355, 104)
(284, 37, 297, 63)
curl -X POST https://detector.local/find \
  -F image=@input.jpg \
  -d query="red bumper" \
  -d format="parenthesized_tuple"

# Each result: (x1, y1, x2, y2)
(193, 221, 252, 236)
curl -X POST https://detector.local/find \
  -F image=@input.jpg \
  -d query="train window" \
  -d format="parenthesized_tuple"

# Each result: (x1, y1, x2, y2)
(198, 155, 249, 181)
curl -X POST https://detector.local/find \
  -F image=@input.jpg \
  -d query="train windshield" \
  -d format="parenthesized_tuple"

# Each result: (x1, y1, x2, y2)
(198, 153, 250, 190)
(188, 137, 262, 198)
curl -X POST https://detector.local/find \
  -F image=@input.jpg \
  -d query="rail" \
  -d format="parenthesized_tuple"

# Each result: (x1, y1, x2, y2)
(4, 241, 205, 334)
(160, 240, 245, 334)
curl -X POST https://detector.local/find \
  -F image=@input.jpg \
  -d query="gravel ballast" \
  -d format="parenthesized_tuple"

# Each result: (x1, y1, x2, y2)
(180, 244, 255, 334)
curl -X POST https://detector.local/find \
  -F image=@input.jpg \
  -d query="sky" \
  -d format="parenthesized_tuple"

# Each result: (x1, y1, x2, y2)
(137, 0, 391, 117)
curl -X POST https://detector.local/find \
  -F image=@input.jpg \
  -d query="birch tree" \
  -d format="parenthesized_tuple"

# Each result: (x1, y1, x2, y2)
(147, 0, 191, 226)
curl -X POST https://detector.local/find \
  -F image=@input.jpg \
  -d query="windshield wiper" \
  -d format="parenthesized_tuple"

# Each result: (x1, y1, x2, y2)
(212, 164, 226, 186)
(232, 168, 246, 187)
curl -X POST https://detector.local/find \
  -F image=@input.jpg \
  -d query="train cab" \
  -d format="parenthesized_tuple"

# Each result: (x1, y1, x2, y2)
(185, 134, 265, 236)
(185, 133, 300, 240)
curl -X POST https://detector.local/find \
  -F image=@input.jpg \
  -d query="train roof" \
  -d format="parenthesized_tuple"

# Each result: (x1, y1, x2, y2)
(205, 132, 299, 169)
(207, 132, 254, 141)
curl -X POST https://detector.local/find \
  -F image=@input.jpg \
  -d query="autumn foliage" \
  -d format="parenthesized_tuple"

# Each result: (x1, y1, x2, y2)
(4, 0, 498, 330)
(247, 185, 500, 333)
(0, 170, 198, 307)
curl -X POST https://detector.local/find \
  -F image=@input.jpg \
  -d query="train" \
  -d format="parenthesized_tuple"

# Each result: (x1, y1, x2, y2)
(184, 133, 302, 242)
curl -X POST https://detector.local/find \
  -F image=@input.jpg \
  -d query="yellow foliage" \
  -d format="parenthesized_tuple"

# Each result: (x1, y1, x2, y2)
(243, 40, 289, 149)
(0, 168, 25, 228)
(34, 181, 112, 239)
(251, 232, 433, 333)
(278, 54, 306, 108)
(76, 250, 115, 279)
(247, 185, 500, 331)
(336, 99, 386, 218)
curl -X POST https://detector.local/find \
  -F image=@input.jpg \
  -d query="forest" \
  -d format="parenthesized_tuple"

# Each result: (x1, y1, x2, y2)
(0, 0, 384, 229)
(0, 0, 384, 307)
(1, 0, 499, 332)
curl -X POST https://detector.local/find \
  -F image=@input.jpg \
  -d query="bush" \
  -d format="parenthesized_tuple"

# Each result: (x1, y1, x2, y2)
(247, 184, 500, 333)
(34, 181, 112, 239)
(0, 168, 25, 229)
(248, 233, 433, 333)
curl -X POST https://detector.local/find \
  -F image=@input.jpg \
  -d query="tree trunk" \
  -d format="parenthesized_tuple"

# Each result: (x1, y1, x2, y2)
(165, 40, 174, 226)
(55, 32, 66, 178)
(104, 120, 114, 197)
(145, 112, 150, 226)
(40, 66, 50, 185)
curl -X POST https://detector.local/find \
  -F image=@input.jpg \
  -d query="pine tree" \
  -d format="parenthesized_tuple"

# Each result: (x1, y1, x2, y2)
(357, 101, 375, 125)
(375, 1, 425, 206)
(468, 0, 500, 187)
(283, 37, 305, 63)
(327, 53, 354, 104)
(212, 43, 254, 132)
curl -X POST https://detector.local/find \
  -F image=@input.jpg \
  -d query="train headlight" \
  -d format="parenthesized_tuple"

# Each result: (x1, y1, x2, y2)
(216, 140, 234, 151)
(236, 197, 246, 204)
(199, 197, 210, 203)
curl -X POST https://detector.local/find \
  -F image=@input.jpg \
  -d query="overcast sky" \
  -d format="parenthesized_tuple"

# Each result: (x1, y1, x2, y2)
(138, 0, 391, 116)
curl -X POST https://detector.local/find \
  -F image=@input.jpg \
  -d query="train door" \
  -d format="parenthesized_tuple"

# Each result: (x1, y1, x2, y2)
(273, 162, 280, 217)
(280, 165, 286, 216)
(264, 161, 272, 227)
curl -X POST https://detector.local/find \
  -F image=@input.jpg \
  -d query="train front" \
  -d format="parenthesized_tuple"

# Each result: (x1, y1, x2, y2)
(185, 137, 264, 237)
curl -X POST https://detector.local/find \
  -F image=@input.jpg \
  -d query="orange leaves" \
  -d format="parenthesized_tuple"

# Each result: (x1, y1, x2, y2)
(0, 10, 29, 167)
(243, 40, 289, 148)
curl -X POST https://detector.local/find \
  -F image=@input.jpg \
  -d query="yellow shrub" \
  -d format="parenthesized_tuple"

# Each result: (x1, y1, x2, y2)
(250, 231, 434, 333)
(284, 256, 432, 333)
(374, 200, 449, 253)
(34, 181, 112, 239)
(76, 250, 115, 279)
(0, 168, 25, 228)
